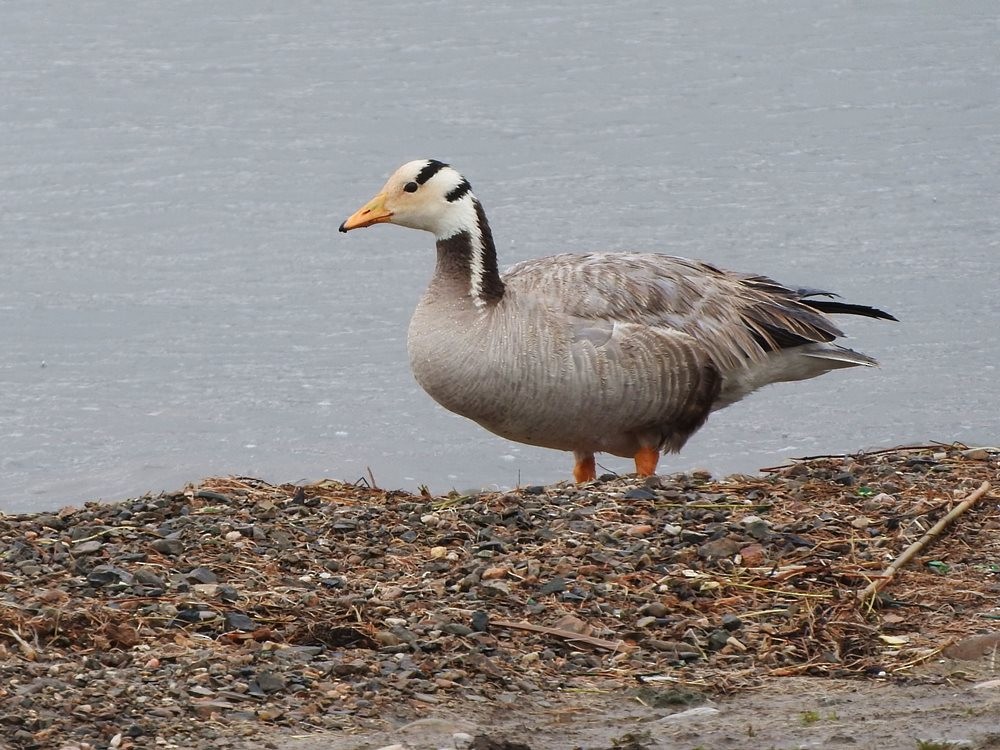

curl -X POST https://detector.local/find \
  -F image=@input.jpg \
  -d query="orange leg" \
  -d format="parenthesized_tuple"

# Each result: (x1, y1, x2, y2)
(634, 446, 660, 476)
(573, 451, 596, 483)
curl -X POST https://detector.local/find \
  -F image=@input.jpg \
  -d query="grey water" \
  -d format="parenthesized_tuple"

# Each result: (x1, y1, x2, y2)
(2, 1, 998, 513)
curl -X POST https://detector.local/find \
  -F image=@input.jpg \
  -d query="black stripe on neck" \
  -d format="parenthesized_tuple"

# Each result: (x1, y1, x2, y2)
(445, 178, 471, 203)
(434, 198, 505, 305)
(473, 199, 505, 303)
(415, 160, 447, 185)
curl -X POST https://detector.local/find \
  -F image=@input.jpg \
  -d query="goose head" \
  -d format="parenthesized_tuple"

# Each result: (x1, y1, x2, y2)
(339, 159, 475, 239)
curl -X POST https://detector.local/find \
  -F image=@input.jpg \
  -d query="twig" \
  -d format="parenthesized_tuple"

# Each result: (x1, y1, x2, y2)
(491, 619, 626, 652)
(5, 628, 38, 661)
(859, 480, 991, 604)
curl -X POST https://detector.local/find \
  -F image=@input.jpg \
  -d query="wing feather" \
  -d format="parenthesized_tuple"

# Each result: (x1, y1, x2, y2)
(503, 253, 853, 372)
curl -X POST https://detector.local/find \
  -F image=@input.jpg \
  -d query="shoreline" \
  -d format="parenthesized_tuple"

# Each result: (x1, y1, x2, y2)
(1, 443, 997, 749)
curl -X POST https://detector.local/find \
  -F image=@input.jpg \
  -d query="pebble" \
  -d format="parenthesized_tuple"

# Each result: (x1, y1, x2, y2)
(624, 487, 657, 500)
(150, 538, 184, 556)
(72, 540, 105, 555)
(639, 602, 669, 618)
(961, 447, 991, 460)
(653, 705, 721, 724)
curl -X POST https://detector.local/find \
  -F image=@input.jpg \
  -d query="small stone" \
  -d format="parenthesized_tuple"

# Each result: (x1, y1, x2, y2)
(662, 523, 682, 536)
(374, 630, 401, 646)
(35, 514, 65, 530)
(680, 530, 708, 543)
(186, 566, 218, 584)
(442, 623, 473, 636)
(706, 629, 731, 650)
(522, 485, 546, 495)
(150, 539, 184, 556)
(538, 577, 567, 596)
(654, 706, 721, 724)
(741, 517, 772, 541)
(698, 537, 742, 560)
(721, 613, 743, 631)
(72, 540, 105, 555)
(832, 471, 855, 486)
(961, 447, 990, 460)
(430, 546, 449, 559)
(87, 565, 134, 587)
(738, 543, 766, 566)
(624, 487, 657, 500)
(482, 566, 509, 580)
(223, 612, 256, 631)
(851, 516, 872, 529)
(640, 602, 669, 618)
(134, 569, 166, 589)
(471, 610, 490, 633)
(627, 524, 655, 537)
(250, 671, 286, 694)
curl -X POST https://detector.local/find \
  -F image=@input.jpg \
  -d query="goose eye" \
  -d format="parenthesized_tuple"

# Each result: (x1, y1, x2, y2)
(403, 181, 418, 193)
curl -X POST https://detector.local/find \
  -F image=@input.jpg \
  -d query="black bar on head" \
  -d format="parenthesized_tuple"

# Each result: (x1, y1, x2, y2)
(415, 160, 448, 185)
(446, 178, 471, 203)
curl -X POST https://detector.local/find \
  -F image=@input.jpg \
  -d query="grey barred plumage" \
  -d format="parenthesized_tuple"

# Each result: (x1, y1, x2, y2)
(340, 160, 896, 482)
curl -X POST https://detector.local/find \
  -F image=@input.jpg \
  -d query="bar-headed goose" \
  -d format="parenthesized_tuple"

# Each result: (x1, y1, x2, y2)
(340, 160, 895, 482)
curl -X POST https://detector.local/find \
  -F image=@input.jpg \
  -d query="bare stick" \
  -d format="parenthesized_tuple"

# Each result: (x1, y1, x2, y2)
(492, 619, 626, 652)
(860, 480, 991, 603)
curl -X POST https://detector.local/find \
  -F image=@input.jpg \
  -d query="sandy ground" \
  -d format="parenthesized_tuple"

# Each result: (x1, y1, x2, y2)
(266, 655, 1000, 750)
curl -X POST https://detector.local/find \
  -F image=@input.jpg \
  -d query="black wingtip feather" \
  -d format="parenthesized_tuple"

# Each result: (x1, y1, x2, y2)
(802, 299, 898, 322)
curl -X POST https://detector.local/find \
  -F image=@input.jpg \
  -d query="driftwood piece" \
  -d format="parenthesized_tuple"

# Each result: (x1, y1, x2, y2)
(860, 480, 991, 603)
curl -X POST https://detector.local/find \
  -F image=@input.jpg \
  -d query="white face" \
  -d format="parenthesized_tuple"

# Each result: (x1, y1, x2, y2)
(341, 160, 478, 239)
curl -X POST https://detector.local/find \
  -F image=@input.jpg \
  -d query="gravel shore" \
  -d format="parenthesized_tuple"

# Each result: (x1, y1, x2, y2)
(1, 444, 997, 749)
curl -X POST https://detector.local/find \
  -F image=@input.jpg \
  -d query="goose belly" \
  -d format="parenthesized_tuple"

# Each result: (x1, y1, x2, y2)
(406, 310, 663, 455)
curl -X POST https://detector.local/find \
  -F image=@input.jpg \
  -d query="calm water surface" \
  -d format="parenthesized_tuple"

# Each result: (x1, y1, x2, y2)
(2, 1, 998, 512)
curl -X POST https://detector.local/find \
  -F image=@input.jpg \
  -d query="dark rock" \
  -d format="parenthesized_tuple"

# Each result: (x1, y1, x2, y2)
(832, 471, 855, 486)
(721, 613, 743, 631)
(679, 529, 708, 543)
(744, 519, 772, 541)
(34, 514, 65, 530)
(443, 623, 474, 636)
(150, 538, 184, 556)
(537, 577, 567, 596)
(624, 487, 657, 501)
(86, 565, 134, 587)
(72, 540, 105, 556)
(134, 569, 166, 589)
(706, 629, 731, 651)
(249, 671, 286, 694)
(223, 612, 257, 631)
(186, 566, 218, 584)
(218, 584, 240, 602)
(471, 610, 490, 633)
